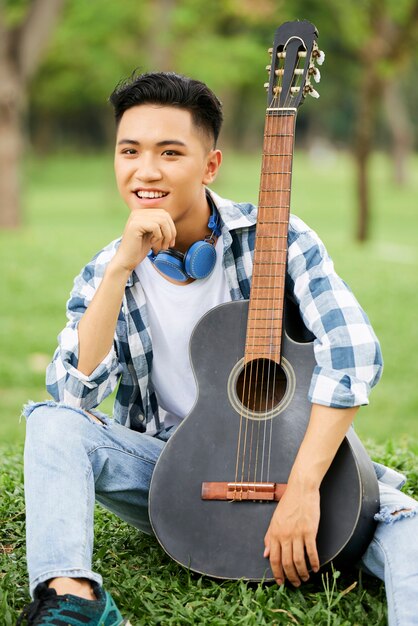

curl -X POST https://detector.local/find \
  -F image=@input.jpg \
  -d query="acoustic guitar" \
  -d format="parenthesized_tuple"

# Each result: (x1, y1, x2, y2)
(149, 20, 379, 581)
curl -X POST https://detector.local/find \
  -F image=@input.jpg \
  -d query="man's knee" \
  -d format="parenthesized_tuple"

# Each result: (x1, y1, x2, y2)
(24, 401, 91, 445)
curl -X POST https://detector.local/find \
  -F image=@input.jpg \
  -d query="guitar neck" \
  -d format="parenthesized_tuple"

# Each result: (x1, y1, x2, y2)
(244, 110, 296, 364)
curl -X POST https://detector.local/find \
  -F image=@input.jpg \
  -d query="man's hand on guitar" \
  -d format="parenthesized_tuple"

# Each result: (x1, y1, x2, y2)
(263, 482, 320, 586)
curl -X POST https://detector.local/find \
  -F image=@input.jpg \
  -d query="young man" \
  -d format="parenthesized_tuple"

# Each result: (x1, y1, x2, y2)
(19, 72, 418, 625)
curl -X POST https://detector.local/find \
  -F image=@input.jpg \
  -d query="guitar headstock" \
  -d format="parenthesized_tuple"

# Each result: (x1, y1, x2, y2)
(264, 20, 324, 110)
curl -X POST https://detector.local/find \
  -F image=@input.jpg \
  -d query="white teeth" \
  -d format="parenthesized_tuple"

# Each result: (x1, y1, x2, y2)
(136, 190, 168, 199)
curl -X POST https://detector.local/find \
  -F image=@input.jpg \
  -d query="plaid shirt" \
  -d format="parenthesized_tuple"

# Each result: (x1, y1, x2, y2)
(46, 190, 383, 434)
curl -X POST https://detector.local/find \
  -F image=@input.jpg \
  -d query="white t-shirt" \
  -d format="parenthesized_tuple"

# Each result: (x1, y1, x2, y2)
(135, 236, 231, 427)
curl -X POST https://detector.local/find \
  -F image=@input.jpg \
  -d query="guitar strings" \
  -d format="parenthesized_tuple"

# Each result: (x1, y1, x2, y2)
(265, 53, 298, 484)
(266, 60, 295, 484)
(234, 44, 300, 495)
(265, 72, 286, 485)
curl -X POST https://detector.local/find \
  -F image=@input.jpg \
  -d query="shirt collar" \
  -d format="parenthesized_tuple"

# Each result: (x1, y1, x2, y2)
(125, 189, 256, 288)
(206, 189, 257, 231)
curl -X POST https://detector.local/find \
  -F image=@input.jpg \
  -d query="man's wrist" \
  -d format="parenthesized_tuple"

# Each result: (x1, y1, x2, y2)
(107, 257, 134, 280)
(288, 466, 322, 492)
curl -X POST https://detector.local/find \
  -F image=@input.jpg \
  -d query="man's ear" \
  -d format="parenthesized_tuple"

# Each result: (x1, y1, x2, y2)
(202, 149, 222, 185)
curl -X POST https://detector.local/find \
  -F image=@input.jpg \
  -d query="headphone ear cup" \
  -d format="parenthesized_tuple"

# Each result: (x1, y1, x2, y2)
(152, 250, 189, 282)
(184, 240, 217, 279)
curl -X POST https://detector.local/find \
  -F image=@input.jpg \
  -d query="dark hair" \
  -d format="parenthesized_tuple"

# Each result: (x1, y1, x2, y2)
(109, 71, 223, 147)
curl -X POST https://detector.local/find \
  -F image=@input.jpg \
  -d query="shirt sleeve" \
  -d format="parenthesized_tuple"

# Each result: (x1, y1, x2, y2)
(286, 218, 383, 408)
(46, 257, 123, 410)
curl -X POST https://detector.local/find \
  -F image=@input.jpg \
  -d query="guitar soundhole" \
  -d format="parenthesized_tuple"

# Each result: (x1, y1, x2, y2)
(236, 358, 287, 413)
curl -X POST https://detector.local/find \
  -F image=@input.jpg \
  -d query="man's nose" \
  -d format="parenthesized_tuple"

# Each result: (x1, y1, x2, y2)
(135, 154, 162, 181)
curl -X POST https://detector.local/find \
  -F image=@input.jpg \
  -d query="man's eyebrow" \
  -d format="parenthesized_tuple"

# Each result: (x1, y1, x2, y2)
(156, 140, 187, 147)
(117, 139, 139, 146)
(117, 139, 187, 147)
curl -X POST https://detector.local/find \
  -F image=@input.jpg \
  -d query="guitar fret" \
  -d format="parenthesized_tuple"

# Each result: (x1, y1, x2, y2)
(253, 262, 286, 266)
(257, 235, 287, 239)
(260, 187, 290, 193)
(261, 171, 292, 174)
(257, 220, 289, 224)
(263, 153, 293, 156)
(258, 205, 290, 209)
(250, 296, 283, 300)
(264, 133, 294, 137)
(246, 335, 282, 339)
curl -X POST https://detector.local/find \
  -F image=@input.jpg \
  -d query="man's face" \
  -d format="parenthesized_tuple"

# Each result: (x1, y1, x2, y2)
(114, 104, 221, 224)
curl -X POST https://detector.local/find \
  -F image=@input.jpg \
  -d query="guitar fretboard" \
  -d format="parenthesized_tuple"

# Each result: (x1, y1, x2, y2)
(244, 111, 296, 364)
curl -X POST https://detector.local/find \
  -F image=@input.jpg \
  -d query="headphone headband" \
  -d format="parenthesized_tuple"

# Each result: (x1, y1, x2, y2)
(147, 192, 220, 282)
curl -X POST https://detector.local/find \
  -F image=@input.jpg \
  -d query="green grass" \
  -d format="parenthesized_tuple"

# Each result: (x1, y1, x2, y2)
(1, 150, 417, 447)
(3, 440, 418, 624)
(0, 150, 417, 622)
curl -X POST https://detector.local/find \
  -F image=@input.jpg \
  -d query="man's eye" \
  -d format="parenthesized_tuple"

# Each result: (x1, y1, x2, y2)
(163, 150, 180, 157)
(122, 148, 137, 155)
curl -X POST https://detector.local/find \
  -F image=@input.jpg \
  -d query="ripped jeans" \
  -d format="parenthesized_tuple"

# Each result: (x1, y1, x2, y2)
(23, 402, 418, 626)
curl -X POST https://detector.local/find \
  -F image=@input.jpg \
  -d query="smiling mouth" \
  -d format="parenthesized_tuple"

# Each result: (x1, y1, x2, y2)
(135, 190, 169, 199)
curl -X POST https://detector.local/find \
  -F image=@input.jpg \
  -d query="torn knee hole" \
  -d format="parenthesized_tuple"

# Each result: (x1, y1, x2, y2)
(375, 505, 418, 524)
(391, 508, 412, 516)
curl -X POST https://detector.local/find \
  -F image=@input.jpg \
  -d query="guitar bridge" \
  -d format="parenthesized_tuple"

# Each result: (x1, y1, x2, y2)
(201, 481, 286, 502)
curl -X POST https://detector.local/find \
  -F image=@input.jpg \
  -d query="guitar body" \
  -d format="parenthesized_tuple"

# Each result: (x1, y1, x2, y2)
(149, 300, 380, 580)
(149, 20, 380, 580)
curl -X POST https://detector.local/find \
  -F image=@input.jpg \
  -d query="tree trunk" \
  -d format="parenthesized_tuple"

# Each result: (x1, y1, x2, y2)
(146, 0, 177, 71)
(354, 70, 380, 242)
(0, 0, 66, 228)
(0, 61, 24, 228)
(383, 80, 413, 186)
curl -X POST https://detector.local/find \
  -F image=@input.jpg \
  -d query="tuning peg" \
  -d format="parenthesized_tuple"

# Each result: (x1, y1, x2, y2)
(309, 65, 321, 83)
(312, 41, 325, 65)
(266, 64, 271, 72)
(316, 50, 325, 65)
(264, 82, 269, 90)
(303, 83, 320, 98)
(290, 87, 300, 94)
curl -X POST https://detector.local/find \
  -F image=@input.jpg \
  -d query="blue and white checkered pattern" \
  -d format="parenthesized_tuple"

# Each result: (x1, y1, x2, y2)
(46, 189, 383, 434)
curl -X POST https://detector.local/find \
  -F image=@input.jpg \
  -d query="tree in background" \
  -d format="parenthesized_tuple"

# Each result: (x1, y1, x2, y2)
(0, 0, 66, 228)
(1, 0, 417, 235)
(329, 0, 418, 240)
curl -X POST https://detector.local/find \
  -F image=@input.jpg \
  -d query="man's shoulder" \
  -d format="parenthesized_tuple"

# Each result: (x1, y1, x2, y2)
(209, 190, 257, 230)
(77, 237, 122, 283)
(210, 189, 315, 240)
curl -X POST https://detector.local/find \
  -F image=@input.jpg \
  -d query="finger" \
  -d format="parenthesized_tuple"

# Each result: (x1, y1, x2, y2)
(281, 541, 301, 587)
(149, 224, 164, 246)
(305, 535, 320, 574)
(158, 215, 176, 250)
(263, 530, 270, 558)
(292, 538, 309, 582)
(269, 541, 284, 586)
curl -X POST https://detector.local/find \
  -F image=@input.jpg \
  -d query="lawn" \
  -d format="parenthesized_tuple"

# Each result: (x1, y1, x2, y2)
(1, 149, 417, 447)
(0, 149, 417, 623)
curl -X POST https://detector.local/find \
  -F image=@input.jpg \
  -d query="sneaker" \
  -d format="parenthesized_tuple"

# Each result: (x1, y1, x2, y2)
(17, 582, 132, 625)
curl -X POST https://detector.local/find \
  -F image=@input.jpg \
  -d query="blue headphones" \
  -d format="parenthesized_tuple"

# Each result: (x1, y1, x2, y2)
(147, 194, 221, 282)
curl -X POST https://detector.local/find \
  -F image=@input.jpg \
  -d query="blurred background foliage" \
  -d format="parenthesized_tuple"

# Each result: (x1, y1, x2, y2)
(0, 0, 417, 446)
(2, 0, 417, 152)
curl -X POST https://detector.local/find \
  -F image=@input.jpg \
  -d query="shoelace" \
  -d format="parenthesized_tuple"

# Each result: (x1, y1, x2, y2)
(17, 588, 62, 625)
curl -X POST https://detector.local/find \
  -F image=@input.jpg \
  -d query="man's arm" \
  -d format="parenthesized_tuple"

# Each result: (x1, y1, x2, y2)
(77, 208, 176, 375)
(264, 403, 358, 586)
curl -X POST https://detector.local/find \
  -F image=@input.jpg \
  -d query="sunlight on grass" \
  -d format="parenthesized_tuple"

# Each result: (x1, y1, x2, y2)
(0, 150, 417, 448)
